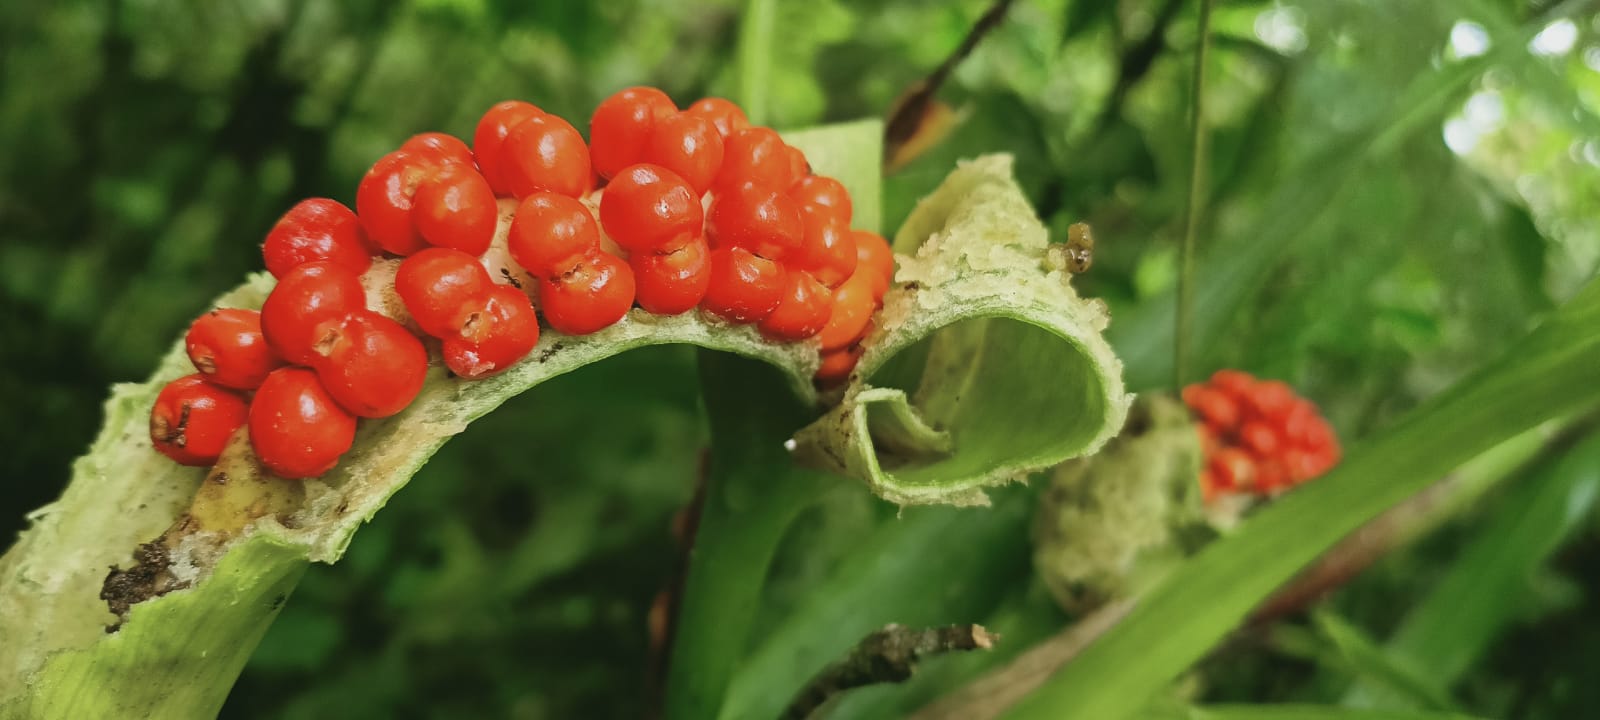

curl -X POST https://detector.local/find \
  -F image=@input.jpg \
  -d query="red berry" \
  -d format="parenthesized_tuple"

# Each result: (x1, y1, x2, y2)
(707, 181, 804, 261)
(1238, 421, 1280, 457)
(632, 237, 712, 315)
(395, 248, 494, 338)
(1182, 386, 1240, 430)
(789, 175, 851, 225)
(684, 97, 749, 140)
(1255, 459, 1290, 493)
(356, 150, 435, 255)
(263, 198, 372, 279)
(500, 114, 592, 198)
(1210, 369, 1255, 397)
(507, 192, 602, 278)
(716, 127, 791, 190)
(444, 284, 541, 379)
(783, 144, 810, 186)
(816, 341, 865, 387)
(1210, 447, 1257, 491)
(590, 87, 676, 179)
(817, 267, 877, 351)
(700, 247, 787, 323)
(794, 206, 857, 288)
(410, 163, 498, 256)
(149, 374, 249, 466)
(249, 367, 357, 479)
(539, 250, 636, 335)
(641, 112, 725, 195)
(852, 230, 895, 298)
(758, 271, 834, 341)
(1245, 380, 1296, 421)
(186, 309, 283, 390)
(401, 132, 475, 168)
(473, 100, 543, 195)
(261, 261, 367, 366)
(312, 311, 428, 418)
(599, 164, 702, 255)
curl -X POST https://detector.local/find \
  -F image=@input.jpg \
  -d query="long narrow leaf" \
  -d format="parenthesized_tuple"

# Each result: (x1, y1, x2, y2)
(1004, 274, 1600, 719)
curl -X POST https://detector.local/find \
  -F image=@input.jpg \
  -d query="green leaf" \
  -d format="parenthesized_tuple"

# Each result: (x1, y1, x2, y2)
(717, 486, 1036, 720)
(1310, 611, 1457, 712)
(1345, 430, 1600, 708)
(1003, 273, 1600, 719)
(1169, 704, 1487, 720)
(792, 156, 1132, 505)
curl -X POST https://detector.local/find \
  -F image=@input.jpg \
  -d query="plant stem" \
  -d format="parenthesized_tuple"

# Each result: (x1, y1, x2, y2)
(737, 0, 778, 126)
(663, 353, 831, 719)
(1174, 0, 1212, 389)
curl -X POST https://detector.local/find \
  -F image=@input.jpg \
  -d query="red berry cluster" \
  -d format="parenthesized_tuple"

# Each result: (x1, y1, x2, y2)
(149, 88, 892, 480)
(1181, 370, 1340, 502)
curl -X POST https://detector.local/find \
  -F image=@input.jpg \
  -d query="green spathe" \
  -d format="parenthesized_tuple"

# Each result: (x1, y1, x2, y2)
(792, 155, 1132, 506)
(0, 121, 1132, 716)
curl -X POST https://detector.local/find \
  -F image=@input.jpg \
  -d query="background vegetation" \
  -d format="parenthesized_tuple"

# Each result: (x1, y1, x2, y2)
(3, 0, 1598, 717)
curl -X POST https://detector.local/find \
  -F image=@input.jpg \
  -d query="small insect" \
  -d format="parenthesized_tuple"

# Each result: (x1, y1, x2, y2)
(1065, 222, 1094, 274)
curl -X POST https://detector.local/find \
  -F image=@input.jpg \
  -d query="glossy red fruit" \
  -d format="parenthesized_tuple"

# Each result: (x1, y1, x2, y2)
(1238, 421, 1280, 457)
(817, 268, 878, 352)
(473, 100, 543, 195)
(260, 261, 367, 366)
(410, 164, 498, 256)
(313, 311, 428, 418)
(1181, 385, 1239, 430)
(1209, 369, 1255, 397)
(507, 192, 602, 278)
(641, 112, 725, 195)
(631, 237, 711, 315)
(539, 250, 636, 335)
(500, 114, 592, 198)
(249, 367, 357, 479)
(707, 181, 804, 261)
(1244, 380, 1296, 421)
(263, 198, 372, 279)
(444, 284, 541, 379)
(700, 246, 786, 323)
(590, 87, 677, 179)
(599, 164, 702, 254)
(185, 309, 283, 390)
(783, 144, 810, 186)
(357, 150, 435, 255)
(758, 271, 834, 341)
(815, 341, 865, 386)
(715, 127, 791, 190)
(1210, 447, 1257, 491)
(149, 374, 249, 466)
(789, 175, 851, 224)
(395, 248, 494, 338)
(794, 206, 857, 288)
(684, 97, 749, 140)
(852, 230, 895, 298)
(401, 132, 475, 167)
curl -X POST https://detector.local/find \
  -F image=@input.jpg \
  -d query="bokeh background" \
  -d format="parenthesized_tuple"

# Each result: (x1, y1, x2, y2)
(3, 0, 1599, 717)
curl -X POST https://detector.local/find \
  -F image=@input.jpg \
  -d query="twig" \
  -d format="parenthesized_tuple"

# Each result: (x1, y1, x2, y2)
(883, 0, 1017, 165)
(1175, 0, 1213, 389)
(907, 600, 1133, 720)
(782, 624, 1000, 720)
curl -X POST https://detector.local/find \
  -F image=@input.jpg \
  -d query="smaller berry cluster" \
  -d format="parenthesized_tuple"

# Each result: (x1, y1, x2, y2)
(149, 88, 892, 481)
(1182, 370, 1340, 501)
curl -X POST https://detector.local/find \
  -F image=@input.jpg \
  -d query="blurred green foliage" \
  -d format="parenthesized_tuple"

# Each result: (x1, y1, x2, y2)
(3, 0, 1599, 717)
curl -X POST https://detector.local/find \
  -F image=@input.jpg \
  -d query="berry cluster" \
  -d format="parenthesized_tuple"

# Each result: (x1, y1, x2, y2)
(1181, 370, 1340, 501)
(149, 89, 892, 480)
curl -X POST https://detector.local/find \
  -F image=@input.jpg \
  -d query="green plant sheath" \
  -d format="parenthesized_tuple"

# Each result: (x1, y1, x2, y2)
(0, 120, 1130, 718)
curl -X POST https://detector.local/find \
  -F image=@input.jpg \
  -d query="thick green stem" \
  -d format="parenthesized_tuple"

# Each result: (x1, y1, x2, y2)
(664, 353, 833, 719)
